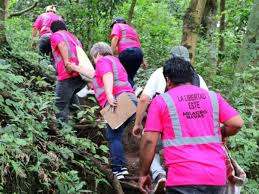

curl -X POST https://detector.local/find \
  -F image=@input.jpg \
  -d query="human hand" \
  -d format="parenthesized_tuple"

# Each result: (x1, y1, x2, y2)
(139, 175, 151, 194)
(31, 41, 37, 49)
(107, 94, 117, 107)
(132, 124, 143, 138)
(65, 62, 75, 74)
(141, 60, 148, 69)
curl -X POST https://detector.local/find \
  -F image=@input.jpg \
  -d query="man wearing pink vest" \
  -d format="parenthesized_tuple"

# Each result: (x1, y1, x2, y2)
(138, 57, 243, 194)
(32, 5, 63, 57)
(110, 17, 144, 87)
(50, 20, 85, 122)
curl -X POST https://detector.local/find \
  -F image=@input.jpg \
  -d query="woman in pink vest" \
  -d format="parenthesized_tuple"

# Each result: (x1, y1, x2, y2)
(110, 17, 144, 87)
(90, 42, 137, 180)
(32, 5, 63, 57)
(138, 57, 243, 194)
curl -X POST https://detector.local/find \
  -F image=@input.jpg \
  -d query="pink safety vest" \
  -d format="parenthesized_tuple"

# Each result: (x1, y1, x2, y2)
(161, 91, 221, 147)
(92, 56, 131, 100)
(40, 13, 62, 36)
(51, 31, 81, 69)
(117, 24, 140, 52)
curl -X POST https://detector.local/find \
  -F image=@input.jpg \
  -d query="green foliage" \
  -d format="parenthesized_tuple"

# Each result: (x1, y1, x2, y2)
(2, 0, 259, 193)
(0, 57, 108, 193)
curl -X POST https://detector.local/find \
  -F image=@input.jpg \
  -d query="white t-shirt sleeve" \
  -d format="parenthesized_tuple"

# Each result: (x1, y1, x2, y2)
(198, 75, 208, 91)
(142, 68, 166, 98)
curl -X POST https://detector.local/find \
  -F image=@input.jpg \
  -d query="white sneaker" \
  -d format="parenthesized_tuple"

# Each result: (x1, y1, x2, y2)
(113, 172, 125, 180)
(154, 174, 166, 194)
(120, 167, 129, 175)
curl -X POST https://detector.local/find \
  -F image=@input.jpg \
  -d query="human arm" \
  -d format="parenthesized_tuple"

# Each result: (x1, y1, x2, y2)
(57, 41, 72, 73)
(103, 72, 117, 106)
(66, 63, 95, 79)
(132, 94, 151, 138)
(31, 27, 38, 48)
(111, 36, 119, 54)
(218, 93, 243, 137)
(139, 131, 160, 193)
(221, 115, 243, 137)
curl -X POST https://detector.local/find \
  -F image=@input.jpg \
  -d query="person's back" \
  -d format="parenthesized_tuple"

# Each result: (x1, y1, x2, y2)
(35, 12, 62, 36)
(139, 57, 243, 194)
(49, 20, 85, 122)
(93, 54, 134, 108)
(151, 85, 229, 186)
(32, 5, 63, 57)
(110, 23, 141, 54)
(51, 30, 81, 80)
(110, 17, 144, 87)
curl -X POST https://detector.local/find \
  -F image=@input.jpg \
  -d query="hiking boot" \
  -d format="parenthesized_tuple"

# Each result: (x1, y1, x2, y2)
(113, 171, 125, 180)
(120, 167, 129, 176)
(153, 174, 166, 194)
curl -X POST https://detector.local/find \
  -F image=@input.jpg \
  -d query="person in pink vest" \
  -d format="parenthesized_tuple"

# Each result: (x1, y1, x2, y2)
(89, 42, 137, 180)
(32, 5, 63, 57)
(110, 17, 144, 87)
(50, 20, 85, 122)
(138, 57, 243, 194)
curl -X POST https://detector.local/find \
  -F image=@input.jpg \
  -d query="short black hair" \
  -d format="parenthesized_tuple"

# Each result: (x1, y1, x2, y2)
(163, 56, 194, 85)
(50, 20, 67, 33)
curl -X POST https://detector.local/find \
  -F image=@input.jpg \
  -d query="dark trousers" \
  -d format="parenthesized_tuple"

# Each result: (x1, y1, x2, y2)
(55, 76, 86, 122)
(119, 47, 143, 87)
(106, 93, 137, 172)
(39, 34, 51, 56)
(166, 185, 226, 194)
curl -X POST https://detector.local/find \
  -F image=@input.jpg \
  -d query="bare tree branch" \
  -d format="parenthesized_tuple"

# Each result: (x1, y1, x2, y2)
(7, 1, 38, 19)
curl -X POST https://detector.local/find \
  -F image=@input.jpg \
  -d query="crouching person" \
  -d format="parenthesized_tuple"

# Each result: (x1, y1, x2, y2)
(138, 57, 243, 194)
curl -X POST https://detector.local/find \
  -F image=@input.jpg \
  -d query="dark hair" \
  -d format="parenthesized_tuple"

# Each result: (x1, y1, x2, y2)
(110, 17, 126, 28)
(163, 57, 194, 85)
(50, 20, 67, 33)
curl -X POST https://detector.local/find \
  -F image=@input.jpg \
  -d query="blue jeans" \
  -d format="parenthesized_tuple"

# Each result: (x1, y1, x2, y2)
(106, 93, 137, 172)
(166, 185, 226, 194)
(55, 76, 86, 122)
(119, 47, 143, 87)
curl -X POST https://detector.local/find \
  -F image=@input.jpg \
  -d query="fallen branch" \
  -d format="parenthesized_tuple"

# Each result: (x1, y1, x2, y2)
(7, 1, 38, 19)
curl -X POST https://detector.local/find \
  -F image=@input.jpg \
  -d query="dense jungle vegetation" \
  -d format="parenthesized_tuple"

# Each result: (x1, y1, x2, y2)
(0, 0, 258, 193)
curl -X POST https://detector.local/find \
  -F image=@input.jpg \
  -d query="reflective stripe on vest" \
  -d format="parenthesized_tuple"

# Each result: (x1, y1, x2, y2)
(118, 24, 137, 45)
(92, 57, 131, 99)
(161, 91, 221, 147)
(52, 31, 79, 67)
(40, 15, 62, 34)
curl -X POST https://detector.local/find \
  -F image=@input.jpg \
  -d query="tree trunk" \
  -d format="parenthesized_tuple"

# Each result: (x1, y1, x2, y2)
(237, 0, 259, 70)
(218, 0, 225, 62)
(202, 0, 218, 79)
(181, 0, 207, 64)
(0, 0, 8, 51)
(127, 0, 137, 25)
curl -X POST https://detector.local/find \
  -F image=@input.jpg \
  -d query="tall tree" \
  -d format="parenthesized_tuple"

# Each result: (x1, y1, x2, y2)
(218, 0, 225, 62)
(237, 0, 259, 70)
(127, 0, 137, 25)
(0, 0, 8, 49)
(181, 0, 207, 64)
